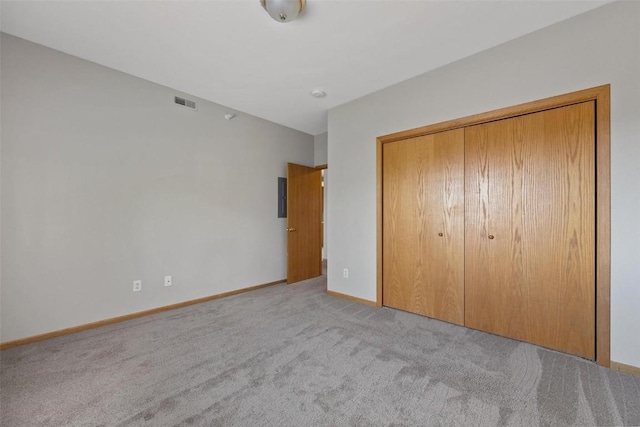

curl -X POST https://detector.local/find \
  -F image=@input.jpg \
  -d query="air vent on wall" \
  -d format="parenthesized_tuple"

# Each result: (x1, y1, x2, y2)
(174, 96, 197, 110)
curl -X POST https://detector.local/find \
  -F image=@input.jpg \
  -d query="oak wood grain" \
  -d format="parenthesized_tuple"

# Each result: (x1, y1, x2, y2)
(610, 361, 640, 377)
(287, 163, 323, 284)
(383, 129, 465, 325)
(464, 102, 595, 359)
(326, 290, 377, 307)
(595, 86, 611, 367)
(378, 85, 608, 144)
(377, 135, 384, 307)
(376, 84, 609, 365)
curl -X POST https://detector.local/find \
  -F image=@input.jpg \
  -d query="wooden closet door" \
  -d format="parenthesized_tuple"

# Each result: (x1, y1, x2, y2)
(465, 102, 595, 359)
(383, 129, 464, 325)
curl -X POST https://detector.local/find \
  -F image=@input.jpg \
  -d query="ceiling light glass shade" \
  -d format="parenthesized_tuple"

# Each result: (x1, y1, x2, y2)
(260, 0, 306, 23)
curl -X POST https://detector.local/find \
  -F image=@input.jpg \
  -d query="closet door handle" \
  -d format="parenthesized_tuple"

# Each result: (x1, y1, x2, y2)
(488, 235, 495, 240)
(438, 233, 444, 237)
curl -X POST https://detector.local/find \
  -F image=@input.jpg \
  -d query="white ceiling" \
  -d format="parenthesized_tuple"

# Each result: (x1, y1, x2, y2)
(1, 0, 609, 136)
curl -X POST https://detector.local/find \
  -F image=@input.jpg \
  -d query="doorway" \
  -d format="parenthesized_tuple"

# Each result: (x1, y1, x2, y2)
(286, 163, 323, 283)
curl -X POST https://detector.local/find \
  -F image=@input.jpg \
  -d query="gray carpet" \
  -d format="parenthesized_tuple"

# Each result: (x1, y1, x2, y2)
(1, 275, 639, 427)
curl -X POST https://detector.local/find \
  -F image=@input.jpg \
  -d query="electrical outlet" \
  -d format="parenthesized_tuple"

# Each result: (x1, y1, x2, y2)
(343, 268, 349, 278)
(164, 275, 172, 287)
(133, 280, 142, 292)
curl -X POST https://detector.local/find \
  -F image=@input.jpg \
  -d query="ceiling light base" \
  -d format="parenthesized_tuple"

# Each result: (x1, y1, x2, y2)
(260, 0, 306, 23)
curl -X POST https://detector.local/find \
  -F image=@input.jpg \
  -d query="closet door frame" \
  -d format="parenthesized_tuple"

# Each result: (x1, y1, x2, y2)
(376, 85, 610, 367)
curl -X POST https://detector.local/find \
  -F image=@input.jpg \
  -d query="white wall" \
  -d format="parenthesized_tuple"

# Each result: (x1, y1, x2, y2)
(327, 1, 640, 367)
(314, 132, 329, 260)
(0, 34, 314, 342)
(314, 132, 328, 167)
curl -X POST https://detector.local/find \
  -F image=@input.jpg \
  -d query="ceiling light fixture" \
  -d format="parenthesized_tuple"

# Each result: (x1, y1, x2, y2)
(260, 0, 306, 23)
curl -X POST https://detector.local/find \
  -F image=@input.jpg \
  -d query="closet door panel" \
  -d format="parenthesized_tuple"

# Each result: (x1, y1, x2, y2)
(383, 129, 464, 325)
(522, 102, 595, 358)
(464, 118, 528, 341)
(465, 102, 595, 359)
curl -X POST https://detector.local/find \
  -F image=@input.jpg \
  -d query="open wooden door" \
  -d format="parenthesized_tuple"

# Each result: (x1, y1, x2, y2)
(287, 163, 322, 284)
